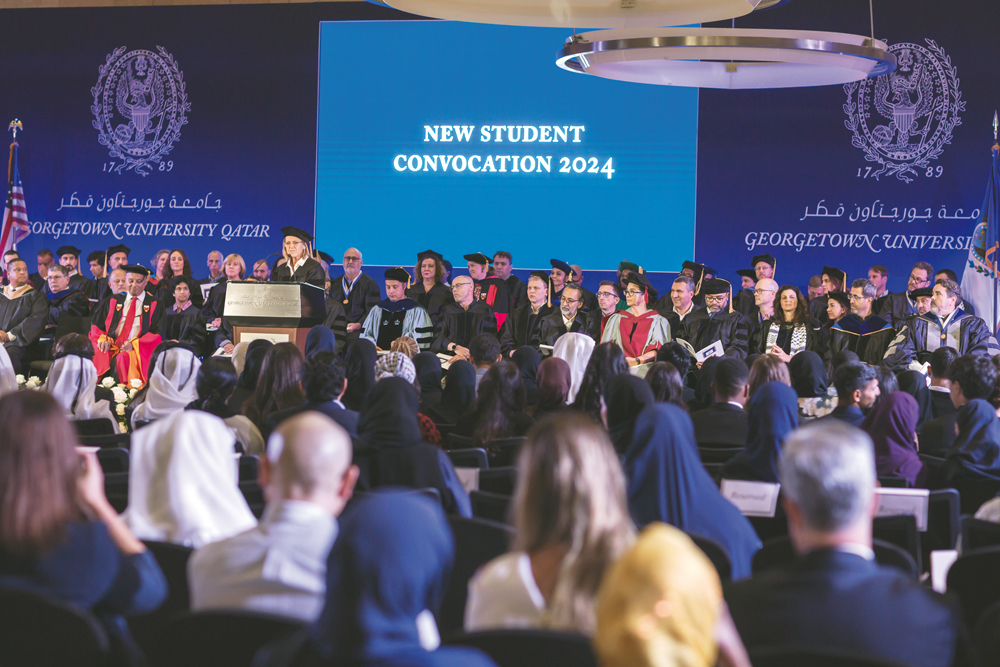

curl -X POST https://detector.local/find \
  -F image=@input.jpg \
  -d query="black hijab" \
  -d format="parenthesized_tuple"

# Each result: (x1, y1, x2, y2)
(722, 381, 799, 483)
(342, 338, 377, 412)
(789, 350, 828, 398)
(949, 399, 1000, 481)
(237, 339, 272, 391)
(623, 403, 761, 579)
(693, 356, 721, 410)
(428, 360, 477, 424)
(897, 370, 935, 430)
(305, 325, 338, 357)
(511, 346, 541, 406)
(606, 374, 656, 454)
(413, 352, 443, 409)
(358, 378, 424, 449)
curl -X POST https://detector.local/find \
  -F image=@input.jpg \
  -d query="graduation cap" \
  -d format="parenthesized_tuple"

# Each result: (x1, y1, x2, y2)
(682, 261, 708, 295)
(417, 249, 443, 263)
(550, 258, 572, 275)
(280, 226, 314, 243)
(752, 254, 776, 269)
(624, 270, 658, 302)
(910, 286, 934, 299)
(822, 266, 847, 289)
(827, 291, 851, 312)
(385, 266, 412, 287)
(107, 244, 131, 257)
(121, 264, 150, 277)
(529, 270, 549, 283)
(618, 260, 639, 273)
(527, 270, 553, 307)
(56, 245, 81, 258)
(463, 252, 492, 265)
(736, 269, 757, 281)
(703, 266, 718, 278)
(702, 278, 733, 313)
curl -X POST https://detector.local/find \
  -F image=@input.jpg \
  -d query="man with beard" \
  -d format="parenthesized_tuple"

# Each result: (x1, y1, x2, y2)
(500, 271, 552, 355)
(883, 278, 1000, 371)
(827, 279, 895, 366)
(538, 282, 597, 351)
(690, 279, 750, 359)
(747, 278, 778, 355)
(878, 261, 934, 326)
(57, 245, 96, 299)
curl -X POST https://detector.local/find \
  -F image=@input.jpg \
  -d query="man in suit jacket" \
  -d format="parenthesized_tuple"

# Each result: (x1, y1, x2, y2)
(920, 354, 996, 457)
(265, 351, 359, 440)
(726, 421, 970, 667)
(690, 357, 749, 448)
(820, 362, 879, 427)
(928, 346, 959, 419)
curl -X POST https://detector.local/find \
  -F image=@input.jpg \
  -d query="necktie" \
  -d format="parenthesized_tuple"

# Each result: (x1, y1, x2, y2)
(115, 297, 138, 347)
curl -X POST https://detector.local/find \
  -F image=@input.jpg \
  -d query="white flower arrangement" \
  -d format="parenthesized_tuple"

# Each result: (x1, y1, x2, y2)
(130, 378, 143, 389)
(15, 374, 24, 386)
(101, 376, 116, 388)
(23, 377, 41, 390)
(115, 403, 126, 416)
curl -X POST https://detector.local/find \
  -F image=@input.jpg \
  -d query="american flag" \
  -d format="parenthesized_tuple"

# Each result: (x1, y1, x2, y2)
(0, 142, 30, 256)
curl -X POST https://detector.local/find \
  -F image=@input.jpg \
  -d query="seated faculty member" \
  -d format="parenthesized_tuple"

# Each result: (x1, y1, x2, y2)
(601, 271, 671, 378)
(188, 412, 359, 621)
(691, 278, 750, 359)
(725, 421, 970, 667)
(433, 275, 497, 359)
(406, 249, 452, 320)
(44, 264, 90, 332)
(499, 270, 552, 355)
(538, 282, 597, 351)
(327, 246, 381, 337)
(878, 262, 934, 326)
(0, 257, 48, 371)
(827, 278, 895, 366)
(360, 267, 434, 351)
(89, 264, 163, 385)
(466, 251, 511, 330)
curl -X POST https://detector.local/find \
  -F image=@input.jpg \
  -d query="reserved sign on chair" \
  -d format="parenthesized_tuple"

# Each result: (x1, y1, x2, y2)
(720, 480, 780, 517)
(874, 488, 929, 531)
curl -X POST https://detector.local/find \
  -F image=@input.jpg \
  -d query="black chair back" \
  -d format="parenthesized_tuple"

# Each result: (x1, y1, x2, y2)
(470, 490, 511, 524)
(921, 489, 960, 569)
(749, 646, 909, 667)
(752, 537, 917, 579)
(96, 447, 129, 474)
(0, 587, 110, 667)
(447, 447, 490, 470)
(240, 481, 266, 519)
(130, 540, 195, 654)
(104, 471, 129, 513)
(79, 432, 131, 449)
(478, 467, 516, 496)
(485, 437, 527, 467)
(698, 446, 743, 464)
(974, 600, 1000, 667)
(953, 477, 1000, 515)
(946, 545, 1000, 631)
(439, 516, 515, 637)
(239, 454, 260, 482)
(447, 630, 598, 667)
(687, 533, 732, 581)
(152, 610, 306, 667)
(746, 496, 790, 544)
(877, 476, 910, 488)
(448, 433, 475, 449)
(872, 514, 921, 574)
(74, 417, 117, 437)
(961, 516, 1000, 552)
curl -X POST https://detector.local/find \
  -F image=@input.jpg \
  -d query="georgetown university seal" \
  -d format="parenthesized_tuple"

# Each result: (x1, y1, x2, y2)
(843, 39, 963, 183)
(91, 46, 190, 176)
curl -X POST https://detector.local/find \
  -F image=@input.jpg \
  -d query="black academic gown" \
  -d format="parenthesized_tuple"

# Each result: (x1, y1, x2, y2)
(808, 296, 830, 326)
(272, 257, 326, 289)
(155, 275, 205, 311)
(406, 282, 453, 322)
(328, 272, 382, 325)
(656, 303, 709, 344)
(0, 288, 48, 368)
(577, 285, 599, 313)
(505, 275, 528, 310)
(432, 300, 497, 353)
(322, 299, 348, 355)
(160, 304, 208, 352)
(537, 310, 598, 349)
(68, 273, 96, 300)
(749, 317, 826, 357)
(202, 278, 228, 322)
(45, 289, 90, 328)
(499, 302, 552, 354)
(27, 272, 44, 292)
(692, 310, 751, 359)
(732, 288, 756, 318)
(878, 291, 918, 328)
(882, 310, 999, 372)
(474, 276, 511, 328)
(93, 279, 113, 305)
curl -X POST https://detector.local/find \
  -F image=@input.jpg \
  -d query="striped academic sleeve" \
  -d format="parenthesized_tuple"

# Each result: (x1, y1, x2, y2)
(407, 306, 436, 351)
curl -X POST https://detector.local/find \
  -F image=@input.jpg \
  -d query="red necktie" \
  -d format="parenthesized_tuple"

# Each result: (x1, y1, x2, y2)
(115, 297, 138, 347)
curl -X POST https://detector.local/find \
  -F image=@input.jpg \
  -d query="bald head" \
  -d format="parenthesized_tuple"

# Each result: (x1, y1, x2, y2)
(755, 278, 779, 309)
(266, 412, 357, 515)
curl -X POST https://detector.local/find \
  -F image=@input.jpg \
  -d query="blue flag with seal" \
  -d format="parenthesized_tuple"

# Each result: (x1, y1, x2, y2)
(961, 120, 1000, 333)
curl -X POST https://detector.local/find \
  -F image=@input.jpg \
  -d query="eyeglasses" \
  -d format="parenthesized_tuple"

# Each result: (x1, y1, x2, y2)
(452, 282, 472, 290)
(909, 274, 929, 283)
(848, 294, 870, 302)
(343, 256, 361, 262)
(754, 288, 775, 295)
(562, 297, 580, 305)
(704, 295, 727, 302)
(623, 290, 644, 297)
(596, 292, 618, 299)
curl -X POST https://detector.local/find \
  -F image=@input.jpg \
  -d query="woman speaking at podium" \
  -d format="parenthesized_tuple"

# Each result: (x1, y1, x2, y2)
(271, 226, 326, 288)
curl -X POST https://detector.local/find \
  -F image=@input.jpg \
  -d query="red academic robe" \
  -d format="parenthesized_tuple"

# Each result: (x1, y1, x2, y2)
(617, 310, 664, 357)
(89, 293, 163, 386)
(474, 276, 511, 332)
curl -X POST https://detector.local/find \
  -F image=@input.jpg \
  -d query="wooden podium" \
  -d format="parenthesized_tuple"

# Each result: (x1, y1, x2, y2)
(223, 281, 327, 355)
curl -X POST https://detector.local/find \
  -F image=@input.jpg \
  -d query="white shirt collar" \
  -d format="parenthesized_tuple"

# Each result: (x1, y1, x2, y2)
(675, 302, 694, 318)
(562, 312, 577, 327)
(928, 385, 951, 394)
(726, 401, 745, 409)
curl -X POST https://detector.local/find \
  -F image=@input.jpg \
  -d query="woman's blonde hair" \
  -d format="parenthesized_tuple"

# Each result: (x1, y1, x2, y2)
(390, 336, 419, 359)
(224, 253, 246, 280)
(748, 355, 790, 396)
(512, 412, 635, 633)
(594, 523, 722, 667)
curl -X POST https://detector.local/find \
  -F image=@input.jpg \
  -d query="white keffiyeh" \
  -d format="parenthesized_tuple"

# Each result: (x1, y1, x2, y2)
(44, 354, 120, 432)
(553, 333, 595, 403)
(130, 347, 202, 428)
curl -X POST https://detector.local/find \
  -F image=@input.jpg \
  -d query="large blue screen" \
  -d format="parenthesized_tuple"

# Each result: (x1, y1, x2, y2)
(316, 20, 699, 271)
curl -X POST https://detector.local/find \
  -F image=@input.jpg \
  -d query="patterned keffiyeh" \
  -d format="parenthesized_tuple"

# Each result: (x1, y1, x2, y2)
(765, 323, 808, 355)
(375, 351, 417, 384)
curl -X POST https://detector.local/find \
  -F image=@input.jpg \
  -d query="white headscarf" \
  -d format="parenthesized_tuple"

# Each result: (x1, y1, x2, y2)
(0, 345, 17, 397)
(127, 410, 257, 548)
(44, 354, 120, 433)
(553, 333, 595, 404)
(131, 346, 202, 428)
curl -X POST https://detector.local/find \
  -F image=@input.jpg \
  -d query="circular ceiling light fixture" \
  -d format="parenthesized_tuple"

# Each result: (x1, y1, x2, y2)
(378, 0, 772, 29)
(556, 28, 896, 89)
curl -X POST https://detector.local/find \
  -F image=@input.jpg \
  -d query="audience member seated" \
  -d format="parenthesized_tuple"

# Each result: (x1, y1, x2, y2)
(896, 369, 935, 431)
(425, 359, 477, 426)
(552, 331, 595, 403)
(465, 413, 634, 634)
(823, 362, 879, 427)
(690, 357, 750, 448)
(187, 357, 265, 454)
(930, 398, 1000, 489)
(688, 357, 721, 414)
(605, 374, 656, 454)
(389, 335, 419, 359)
(872, 366, 899, 407)
(227, 339, 271, 414)
(594, 523, 751, 667)
(267, 351, 359, 439)
(414, 351, 443, 414)
(128, 410, 258, 547)
(572, 341, 628, 424)
(862, 392, 927, 487)
(455, 360, 534, 450)
(921, 354, 997, 457)
(188, 412, 359, 621)
(44, 350, 120, 432)
(0, 345, 15, 398)
(788, 351, 828, 418)
(375, 351, 442, 446)
(747, 354, 790, 396)
(0, 392, 167, 660)
(306, 492, 497, 667)
(720, 381, 798, 483)
(644, 361, 687, 409)
(341, 338, 376, 412)
(530, 357, 572, 422)
(725, 421, 970, 667)
(656, 342, 696, 403)
(927, 346, 959, 418)
(130, 343, 202, 429)
(242, 342, 305, 434)
(356, 377, 471, 516)
(511, 346, 541, 406)
(159, 275, 207, 352)
(826, 349, 858, 383)
(470, 333, 502, 389)
(624, 403, 761, 579)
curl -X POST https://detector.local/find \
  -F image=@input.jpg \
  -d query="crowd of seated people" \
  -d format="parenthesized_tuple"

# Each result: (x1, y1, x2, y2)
(3, 244, 1000, 666)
